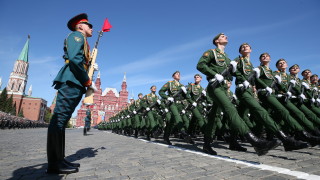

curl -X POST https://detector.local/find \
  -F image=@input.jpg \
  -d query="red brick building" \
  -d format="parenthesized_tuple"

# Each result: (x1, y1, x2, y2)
(75, 72, 128, 127)
(3, 36, 47, 122)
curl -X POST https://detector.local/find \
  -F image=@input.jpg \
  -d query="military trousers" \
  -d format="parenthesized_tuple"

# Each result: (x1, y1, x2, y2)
(291, 99, 320, 126)
(236, 89, 280, 134)
(205, 85, 249, 139)
(258, 92, 304, 132)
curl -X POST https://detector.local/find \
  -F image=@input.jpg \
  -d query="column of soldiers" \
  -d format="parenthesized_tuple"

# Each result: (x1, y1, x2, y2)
(98, 33, 320, 156)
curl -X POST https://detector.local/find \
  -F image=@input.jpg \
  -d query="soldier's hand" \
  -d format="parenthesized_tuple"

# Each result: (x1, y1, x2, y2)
(290, 80, 296, 86)
(157, 99, 161, 105)
(181, 110, 186, 114)
(192, 102, 197, 107)
(202, 90, 206, 96)
(93, 63, 99, 71)
(89, 82, 98, 92)
(274, 75, 282, 84)
(230, 61, 237, 73)
(286, 91, 292, 98)
(167, 97, 174, 102)
(299, 94, 306, 100)
(266, 86, 272, 95)
(301, 82, 310, 89)
(164, 108, 169, 113)
(243, 80, 250, 88)
(133, 110, 137, 114)
(311, 98, 315, 103)
(146, 107, 150, 111)
(214, 74, 224, 83)
(181, 86, 187, 94)
(253, 68, 261, 78)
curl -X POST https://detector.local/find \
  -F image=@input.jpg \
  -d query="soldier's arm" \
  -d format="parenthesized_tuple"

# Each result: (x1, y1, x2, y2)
(233, 57, 247, 83)
(159, 82, 170, 99)
(254, 66, 269, 89)
(196, 50, 218, 78)
(66, 33, 90, 86)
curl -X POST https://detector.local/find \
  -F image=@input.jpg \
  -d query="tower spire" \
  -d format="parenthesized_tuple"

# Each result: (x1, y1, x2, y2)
(18, 35, 30, 62)
(123, 72, 126, 82)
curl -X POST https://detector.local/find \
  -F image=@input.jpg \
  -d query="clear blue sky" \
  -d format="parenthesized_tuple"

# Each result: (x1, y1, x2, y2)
(1, 0, 320, 116)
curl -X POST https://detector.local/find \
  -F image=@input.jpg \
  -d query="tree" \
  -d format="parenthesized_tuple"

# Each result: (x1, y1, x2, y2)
(18, 108, 24, 117)
(11, 102, 17, 116)
(44, 108, 52, 123)
(0, 88, 8, 111)
(5, 94, 13, 114)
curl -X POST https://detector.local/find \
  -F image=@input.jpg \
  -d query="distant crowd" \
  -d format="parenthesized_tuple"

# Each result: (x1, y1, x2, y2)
(0, 111, 48, 129)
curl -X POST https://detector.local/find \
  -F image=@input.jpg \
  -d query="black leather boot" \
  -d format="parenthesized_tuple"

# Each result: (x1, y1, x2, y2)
(244, 132, 280, 156)
(277, 131, 309, 151)
(203, 136, 217, 155)
(47, 128, 78, 174)
(163, 131, 172, 145)
(62, 130, 80, 168)
(134, 128, 138, 138)
(295, 131, 320, 147)
(229, 135, 247, 152)
(181, 131, 195, 144)
(146, 131, 151, 141)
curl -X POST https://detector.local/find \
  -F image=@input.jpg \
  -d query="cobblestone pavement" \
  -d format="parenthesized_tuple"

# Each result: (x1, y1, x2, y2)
(1, 128, 320, 180)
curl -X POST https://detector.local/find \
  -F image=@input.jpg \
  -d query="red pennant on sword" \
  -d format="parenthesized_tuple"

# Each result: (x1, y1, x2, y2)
(102, 18, 112, 32)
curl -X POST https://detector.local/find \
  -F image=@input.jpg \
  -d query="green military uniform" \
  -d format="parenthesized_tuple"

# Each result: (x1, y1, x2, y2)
(47, 13, 93, 174)
(302, 78, 320, 116)
(186, 82, 206, 135)
(159, 79, 192, 144)
(83, 108, 91, 135)
(197, 42, 280, 156)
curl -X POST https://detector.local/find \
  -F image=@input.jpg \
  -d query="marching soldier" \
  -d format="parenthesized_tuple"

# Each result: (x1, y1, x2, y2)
(83, 106, 91, 136)
(196, 33, 280, 156)
(159, 71, 194, 145)
(47, 13, 97, 174)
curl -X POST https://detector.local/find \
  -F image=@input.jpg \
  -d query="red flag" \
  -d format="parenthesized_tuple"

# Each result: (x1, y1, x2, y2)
(102, 18, 112, 32)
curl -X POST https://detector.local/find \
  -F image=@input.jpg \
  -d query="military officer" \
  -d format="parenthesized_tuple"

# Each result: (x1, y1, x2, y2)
(196, 33, 280, 156)
(83, 106, 91, 136)
(301, 69, 320, 116)
(47, 13, 97, 174)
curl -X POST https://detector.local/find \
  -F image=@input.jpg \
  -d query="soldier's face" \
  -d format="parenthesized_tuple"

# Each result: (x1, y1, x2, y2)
(151, 86, 156, 92)
(289, 66, 300, 75)
(138, 95, 143, 99)
(80, 23, 93, 37)
(216, 35, 228, 45)
(194, 76, 202, 83)
(173, 73, 180, 81)
(276, 60, 288, 70)
(260, 54, 270, 64)
(302, 71, 312, 78)
(311, 76, 319, 83)
(240, 44, 251, 55)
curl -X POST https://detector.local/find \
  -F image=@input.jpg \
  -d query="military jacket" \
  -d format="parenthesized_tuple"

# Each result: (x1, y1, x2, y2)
(234, 56, 254, 85)
(53, 31, 90, 91)
(187, 83, 204, 103)
(273, 70, 291, 94)
(255, 65, 275, 90)
(159, 80, 185, 100)
(289, 74, 303, 95)
(197, 48, 233, 82)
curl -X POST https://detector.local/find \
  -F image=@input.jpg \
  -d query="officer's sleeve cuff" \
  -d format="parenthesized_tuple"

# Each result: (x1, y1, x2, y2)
(83, 79, 92, 87)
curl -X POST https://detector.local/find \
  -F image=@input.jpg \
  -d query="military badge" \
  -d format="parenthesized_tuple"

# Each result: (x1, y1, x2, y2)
(74, 36, 82, 42)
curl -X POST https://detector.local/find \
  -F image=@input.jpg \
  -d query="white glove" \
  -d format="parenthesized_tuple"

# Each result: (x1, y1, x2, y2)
(192, 102, 197, 107)
(93, 63, 99, 71)
(266, 86, 273, 94)
(232, 94, 238, 100)
(286, 91, 292, 98)
(290, 80, 296, 86)
(311, 98, 315, 103)
(181, 86, 187, 94)
(317, 99, 320, 103)
(202, 90, 206, 96)
(202, 102, 206, 106)
(243, 80, 250, 88)
(167, 97, 174, 102)
(301, 82, 310, 89)
(157, 99, 161, 105)
(253, 68, 261, 78)
(89, 82, 98, 92)
(181, 110, 186, 114)
(146, 107, 150, 111)
(207, 104, 213, 107)
(133, 110, 137, 114)
(164, 108, 169, 113)
(299, 94, 306, 100)
(313, 87, 318, 91)
(126, 115, 130, 118)
(274, 75, 282, 84)
(230, 61, 237, 73)
(215, 74, 224, 83)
